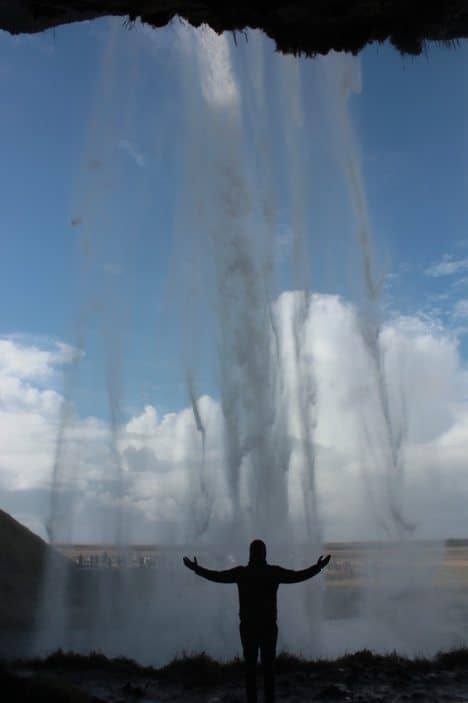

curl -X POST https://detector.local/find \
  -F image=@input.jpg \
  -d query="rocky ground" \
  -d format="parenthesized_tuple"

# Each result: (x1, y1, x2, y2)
(4, 649, 468, 703)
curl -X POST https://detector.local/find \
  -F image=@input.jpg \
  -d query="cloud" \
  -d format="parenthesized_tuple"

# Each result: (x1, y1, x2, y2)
(0, 337, 87, 499)
(450, 276, 468, 289)
(2, 297, 468, 543)
(0, 337, 79, 381)
(118, 139, 145, 167)
(425, 255, 468, 277)
(453, 299, 468, 320)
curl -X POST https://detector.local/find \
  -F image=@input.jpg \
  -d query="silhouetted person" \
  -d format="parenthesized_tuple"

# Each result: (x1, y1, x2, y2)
(183, 540, 330, 703)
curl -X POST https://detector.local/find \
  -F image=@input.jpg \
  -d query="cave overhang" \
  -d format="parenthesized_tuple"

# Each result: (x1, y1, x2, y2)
(2, 1, 468, 56)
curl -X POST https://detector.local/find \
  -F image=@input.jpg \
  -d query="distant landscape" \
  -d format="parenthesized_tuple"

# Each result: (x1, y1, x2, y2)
(55, 540, 468, 586)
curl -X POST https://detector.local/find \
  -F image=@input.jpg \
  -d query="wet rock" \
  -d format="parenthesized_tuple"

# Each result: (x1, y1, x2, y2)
(393, 692, 436, 703)
(277, 678, 292, 689)
(314, 683, 351, 700)
(345, 670, 362, 686)
(2, 1, 468, 58)
(391, 670, 412, 687)
(122, 681, 145, 697)
(221, 695, 243, 703)
(409, 692, 434, 702)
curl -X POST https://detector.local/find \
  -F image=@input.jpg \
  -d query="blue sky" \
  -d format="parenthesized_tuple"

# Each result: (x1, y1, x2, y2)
(1, 21, 468, 418)
(0, 20, 468, 407)
(0, 21, 181, 416)
(359, 42, 468, 319)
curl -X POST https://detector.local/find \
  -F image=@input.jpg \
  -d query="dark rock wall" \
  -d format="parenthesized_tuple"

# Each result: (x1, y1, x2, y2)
(2, 1, 468, 55)
(0, 509, 68, 630)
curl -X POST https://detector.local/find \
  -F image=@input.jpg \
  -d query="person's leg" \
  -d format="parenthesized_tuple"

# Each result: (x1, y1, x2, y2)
(260, 623, 278, 703)
(240, 623, 259, 703)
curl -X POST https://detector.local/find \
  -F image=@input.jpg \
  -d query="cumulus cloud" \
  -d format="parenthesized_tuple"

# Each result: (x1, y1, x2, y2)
(425, 255, 468, 277)
(2, 298, 468, 544)
(0, 340, 68, 493)
(0, 337, 79, 381)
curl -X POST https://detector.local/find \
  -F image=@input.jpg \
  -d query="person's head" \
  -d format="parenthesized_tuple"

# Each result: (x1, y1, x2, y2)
(249, 539, 267, 565)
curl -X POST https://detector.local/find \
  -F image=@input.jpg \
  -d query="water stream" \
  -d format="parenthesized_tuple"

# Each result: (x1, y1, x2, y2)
(32, 23, 463, 665)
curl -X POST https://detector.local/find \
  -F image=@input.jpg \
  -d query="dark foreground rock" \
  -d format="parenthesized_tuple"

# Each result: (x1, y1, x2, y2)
(2, 1, 468, 56)
(0, 509, 70, 635)
(0, 664, 98, 703)
(5, 649, 468, 703)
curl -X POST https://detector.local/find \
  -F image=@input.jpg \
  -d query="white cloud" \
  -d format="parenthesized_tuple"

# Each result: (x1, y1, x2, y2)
(2, 298, 468, 543)
(425, 255, 468, 277)
(0, 337, 78, 381)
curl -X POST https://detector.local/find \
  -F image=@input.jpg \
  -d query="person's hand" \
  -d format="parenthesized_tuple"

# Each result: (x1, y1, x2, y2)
(183, 555, 198, 571)
(316, 554, 331, 570)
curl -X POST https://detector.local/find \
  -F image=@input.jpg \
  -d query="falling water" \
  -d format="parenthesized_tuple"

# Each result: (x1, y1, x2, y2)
(31, 22, 464, 665)
(318, 52, 460, 654)
(319, 53, 411, 539)
(176, 28, 321, 547)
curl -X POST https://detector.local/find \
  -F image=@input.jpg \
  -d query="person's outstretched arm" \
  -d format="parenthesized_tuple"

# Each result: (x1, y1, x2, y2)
(276, 554, 331, 584)
(183, 556, 240, 583)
